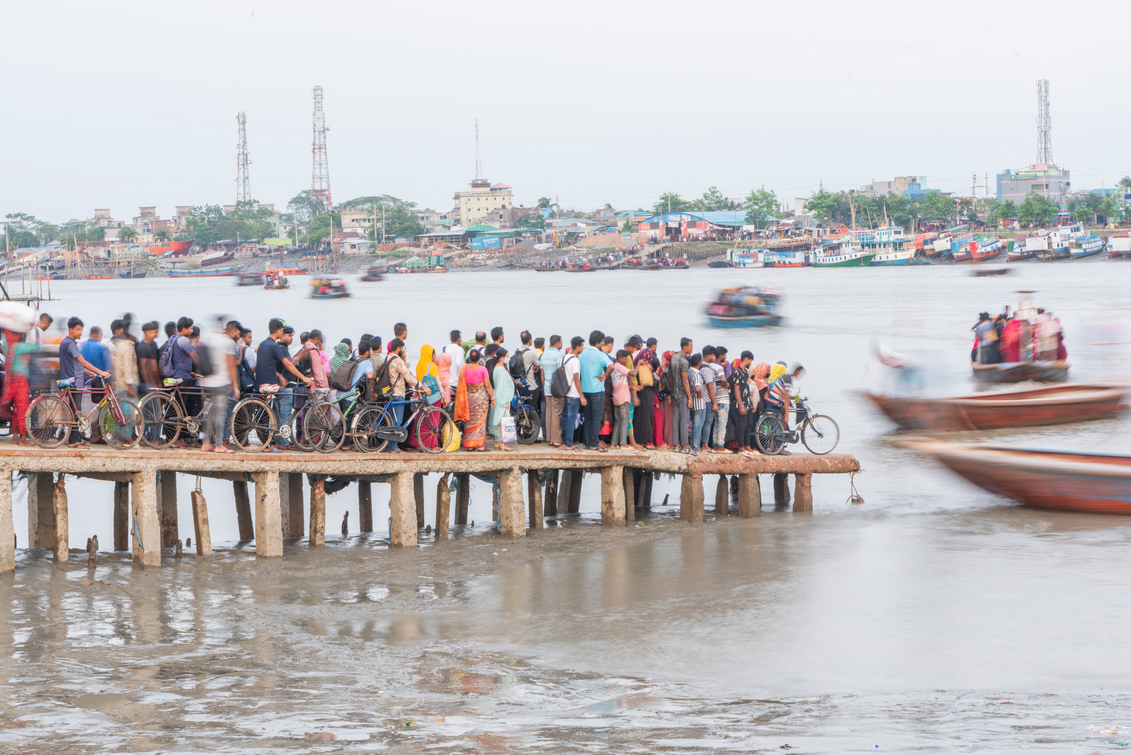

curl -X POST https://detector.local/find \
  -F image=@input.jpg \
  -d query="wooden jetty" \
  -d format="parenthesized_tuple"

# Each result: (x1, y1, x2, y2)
(0, 445, 860, 572)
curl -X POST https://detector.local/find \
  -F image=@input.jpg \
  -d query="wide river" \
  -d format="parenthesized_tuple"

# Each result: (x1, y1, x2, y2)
(4, 261, 1131, 753)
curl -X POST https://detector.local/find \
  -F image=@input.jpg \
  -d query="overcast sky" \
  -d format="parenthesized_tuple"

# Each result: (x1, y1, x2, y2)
(3, 0, 1128, 223)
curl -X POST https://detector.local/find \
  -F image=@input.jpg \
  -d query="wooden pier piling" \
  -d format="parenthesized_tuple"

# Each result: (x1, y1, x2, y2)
(281, 473, 304, 537)
(568, 469, 583, 514)
(773, 473, 791, 505)
(455, 473, 470, 525)
(233, 481, 254, 540)
(131, 469, 160, 567)
(527, 470, 543, 529)
(544, 469, 559, 517)
(52, 475, 69, 563)
(0, 474, 13, 572)
(114, 481, 129, 551)
(358, 481, 373, 532)
(28, 472, 53, 549)
(623, 467, 635, 523)
(190, 489, 212, 556)
(715, 475, 729, 517)
(309, 477, 326, 545)
(413, 473, 425, 530)
(435, 473, 450, 541)
(158, 470, 178, 547)
(794, 474, 814, 512)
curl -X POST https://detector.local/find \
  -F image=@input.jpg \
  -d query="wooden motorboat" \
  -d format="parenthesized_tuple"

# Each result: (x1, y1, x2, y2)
(914, 441, 1131, 515)
(360, 266, 386, 282)
(236, 271, 266, 287)
(864, 382, 1129, 432)
(263, 282, 289, 290)
(117, 269, 148, 279)
(972, 360, 1069, 384)
(969, 268, 1011, 277)
(311, 279, 350, 299)
(167, 266, 237, 278)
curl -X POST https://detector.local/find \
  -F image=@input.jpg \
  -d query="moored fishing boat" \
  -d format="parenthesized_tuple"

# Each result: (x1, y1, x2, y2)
(117, 269, 148, 279)
(858, 226, 915, 266)
(1069, 233, 1105, 259)
(954, 238, 1006, 263)
(200, 250, 237, 267)
(723, 247, 763, 268)
(763, 249, 809, 268)
(1037, 229, 1072, 261)
(813, 240, 873, 267)
(971, 360, 1069, 384)
(914, 441, 1131, 516)
(1108, 234, 1131, 259)
(863, 381, 1129, 431)
(166, 266, 238, 278)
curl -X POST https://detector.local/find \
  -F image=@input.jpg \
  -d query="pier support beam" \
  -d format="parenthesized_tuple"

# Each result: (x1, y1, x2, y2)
(158, 470, 178, 547)
(794, 474, 813, 512)
(543, 470, 558, 517)
(527, 470, 543, 529)
(455, 473, 470, 525)
(190, 489, 212, 556)
(715, 475, 730, 517)
(251, 472, 283, 558)
(281, 473, 304, 538)
(568, 469, 583, 514)
(737, 475, 761, 518)
(498, 469, 525, 538)
(773, 473, 791, 505)
(600, 466, 626, 527)
(113, 481, 129, 551)
(309, 478, 326, 546)
(27, 473, 53, 549)
(389, 472, 418, 547)
(52, 475, 69, 563)
(233, 481, 254, 540)
(414, 473, 425, 530)
(358, 481, 373, 533)
(130, 470, 161, 567)
(0, 472, 14, 573)
(680, 474, 704, 523)
(435, 473, 450, 541)
(623, 468, 635, 524)
(639, 471, 653, 510)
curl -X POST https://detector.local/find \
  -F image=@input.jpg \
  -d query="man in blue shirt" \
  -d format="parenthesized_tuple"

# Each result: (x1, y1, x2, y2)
(59, 317, 110, 447)
(540, 335, 564, 445)
(579, 329, 613, 451)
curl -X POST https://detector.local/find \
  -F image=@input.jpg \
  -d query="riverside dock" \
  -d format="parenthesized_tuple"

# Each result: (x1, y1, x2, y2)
(0, 446, 860, 571)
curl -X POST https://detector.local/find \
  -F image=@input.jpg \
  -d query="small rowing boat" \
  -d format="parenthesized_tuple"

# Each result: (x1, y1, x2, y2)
(914, 441, 1131, 516)
(972, 360, 1069, 384)
(863, 382, 1129, 432)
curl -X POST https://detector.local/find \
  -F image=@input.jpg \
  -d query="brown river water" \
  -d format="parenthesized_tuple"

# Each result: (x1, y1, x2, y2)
(4, 261, 1131, 753)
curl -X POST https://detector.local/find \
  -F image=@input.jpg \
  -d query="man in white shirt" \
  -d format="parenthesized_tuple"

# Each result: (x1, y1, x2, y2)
(26, 313, 51, 346)
(443, 329, 465, 402)
(560, 336, 584, 449)
(200, 320, 240, 453)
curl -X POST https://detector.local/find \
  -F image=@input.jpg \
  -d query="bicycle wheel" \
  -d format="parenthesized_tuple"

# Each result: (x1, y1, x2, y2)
(27, 395, 73, 449)
(230, 398, 276, 451)
(138, 392, 182, 449)
(754, 414, 786, 455)
(100, 399, 142, 449)
(414, 405, 457, 454)
(802, 414, 840, 455)
(514, 406, 540, 445)
(290, 408, 313, 452)
(351, 405, 393, 453)
(304, 402, 346, 453)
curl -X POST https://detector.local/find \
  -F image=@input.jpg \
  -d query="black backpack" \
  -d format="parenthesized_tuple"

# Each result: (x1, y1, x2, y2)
(550, 354, 575, 399)
(373, 356, 396, 397)
(329, 357, 360, 392)
(195, 342, 215, 377)
(508, 347, 529, 383)
(159, 335, 178, 379)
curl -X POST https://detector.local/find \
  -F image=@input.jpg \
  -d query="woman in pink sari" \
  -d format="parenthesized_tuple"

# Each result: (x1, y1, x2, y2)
(656, 350, 674, 447)
(453, 350, 495, 451)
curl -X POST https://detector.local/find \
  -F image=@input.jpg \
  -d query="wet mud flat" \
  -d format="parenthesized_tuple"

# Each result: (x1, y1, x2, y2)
(1, 509, 1129, 753)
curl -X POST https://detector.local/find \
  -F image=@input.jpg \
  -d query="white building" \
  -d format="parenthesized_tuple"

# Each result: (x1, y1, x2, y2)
(454, 179, 513, 227)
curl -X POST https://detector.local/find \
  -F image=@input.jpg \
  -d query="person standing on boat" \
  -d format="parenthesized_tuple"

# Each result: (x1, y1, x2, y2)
(1000, 316, 1022, 363)
(973, 313, 999, 364)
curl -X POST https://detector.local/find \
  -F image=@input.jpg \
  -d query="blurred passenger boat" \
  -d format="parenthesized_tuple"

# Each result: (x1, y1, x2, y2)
(863, 382, 1129, 431)
(971, 360, 1069, 384)
(915, 441, 1131, 515)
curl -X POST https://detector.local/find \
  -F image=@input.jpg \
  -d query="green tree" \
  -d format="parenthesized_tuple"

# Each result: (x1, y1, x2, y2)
(694, 186, 733, 211)
(537, 197, 552, 210)
(999, 199, 1017, 223)
(1018, 191, 1058, 225)
(1072, 206, 1090, 223)
(152, 228, 171, 242)
(804, 190, 838, 224)
(1101, 195, 1121, 224)
(514, 213, 546, 231)
(919, 192, 957, 225)
(653, 192, 691, 214)
(118, 226, 139, 243)
(287, 191, 318, 226)
(1119, 176, 1131, 192)
(621, 219, 634, 233)
(743, 187, 778, 228)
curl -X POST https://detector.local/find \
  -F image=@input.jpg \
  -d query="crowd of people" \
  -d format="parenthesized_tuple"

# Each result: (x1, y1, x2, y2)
(0, 313, 807, 456)
(972, 306, 1067, 364)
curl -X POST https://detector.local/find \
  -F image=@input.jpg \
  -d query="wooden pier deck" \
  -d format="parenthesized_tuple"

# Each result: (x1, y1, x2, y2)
(0, 445, 860, 571)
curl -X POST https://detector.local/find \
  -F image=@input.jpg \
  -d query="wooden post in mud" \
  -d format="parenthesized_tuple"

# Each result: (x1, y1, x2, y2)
(794, 474, 814, 512)
(568, 469, 583, 514)
(715, 475, 729, 517)
(435, 473, 450, 541)
(773, 473, 790, 505)
(388, 471, 417, 547)
(737, 475, 761, 518)
(414, 473, 425, 530)
(679, 474, 704, 523)
(0, 473, 14, 573)
(455, 473, 470, 525)
(158, 470, 178, 547)
(309, 478, 326, 546)
(557, 470, 572, 515)
(622, 467, 635, 524)
(232, 481, 254, 540)
(190, 489, 212, 556)
(639, 471, 653, 510)
(131, 469, 161, 567)
(527, 470, 543, 529)
(27, 472, 53, 549)
(251, 472, 283, 558)
(600, 466, 626, 527)
(113, 481, 129, 551)
(282, 473, 304, 538)
(498, 468, 525, 538)
(52, 475, 68, 563)
(358, 481, 373, 533)
(543, 470, 559, 517)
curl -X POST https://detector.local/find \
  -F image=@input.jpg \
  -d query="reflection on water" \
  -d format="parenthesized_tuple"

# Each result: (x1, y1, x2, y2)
(4, 265, 1131, 750)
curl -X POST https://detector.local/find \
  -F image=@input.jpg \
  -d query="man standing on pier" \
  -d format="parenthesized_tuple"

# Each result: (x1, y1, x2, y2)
(580, 330, 612, 451)
(255, 318, 312, 450)
(59, 317, 110, 448)
(670, 338, 693, 452)
(541, 335, 564, 446)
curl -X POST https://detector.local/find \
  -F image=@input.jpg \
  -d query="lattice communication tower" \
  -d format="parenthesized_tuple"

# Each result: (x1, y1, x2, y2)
(236, 112, 251, 203)
(1036, 79, 1053, 165)
(312, 86, 332, 213)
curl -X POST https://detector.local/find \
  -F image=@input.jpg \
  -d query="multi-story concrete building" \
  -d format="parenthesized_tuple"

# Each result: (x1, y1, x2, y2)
(996, 164, 1071, 204)
(454, 179, 513, 227)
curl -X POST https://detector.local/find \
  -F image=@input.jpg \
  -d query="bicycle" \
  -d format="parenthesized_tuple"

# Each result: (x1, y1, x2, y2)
(307, 387, 456, 454)
(136, 378, 208, 449)
(290, 386, 340, 452)
(26, 376, 142, 449)
(754, 396, 840, 455)
(229, 383, 294, 451)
